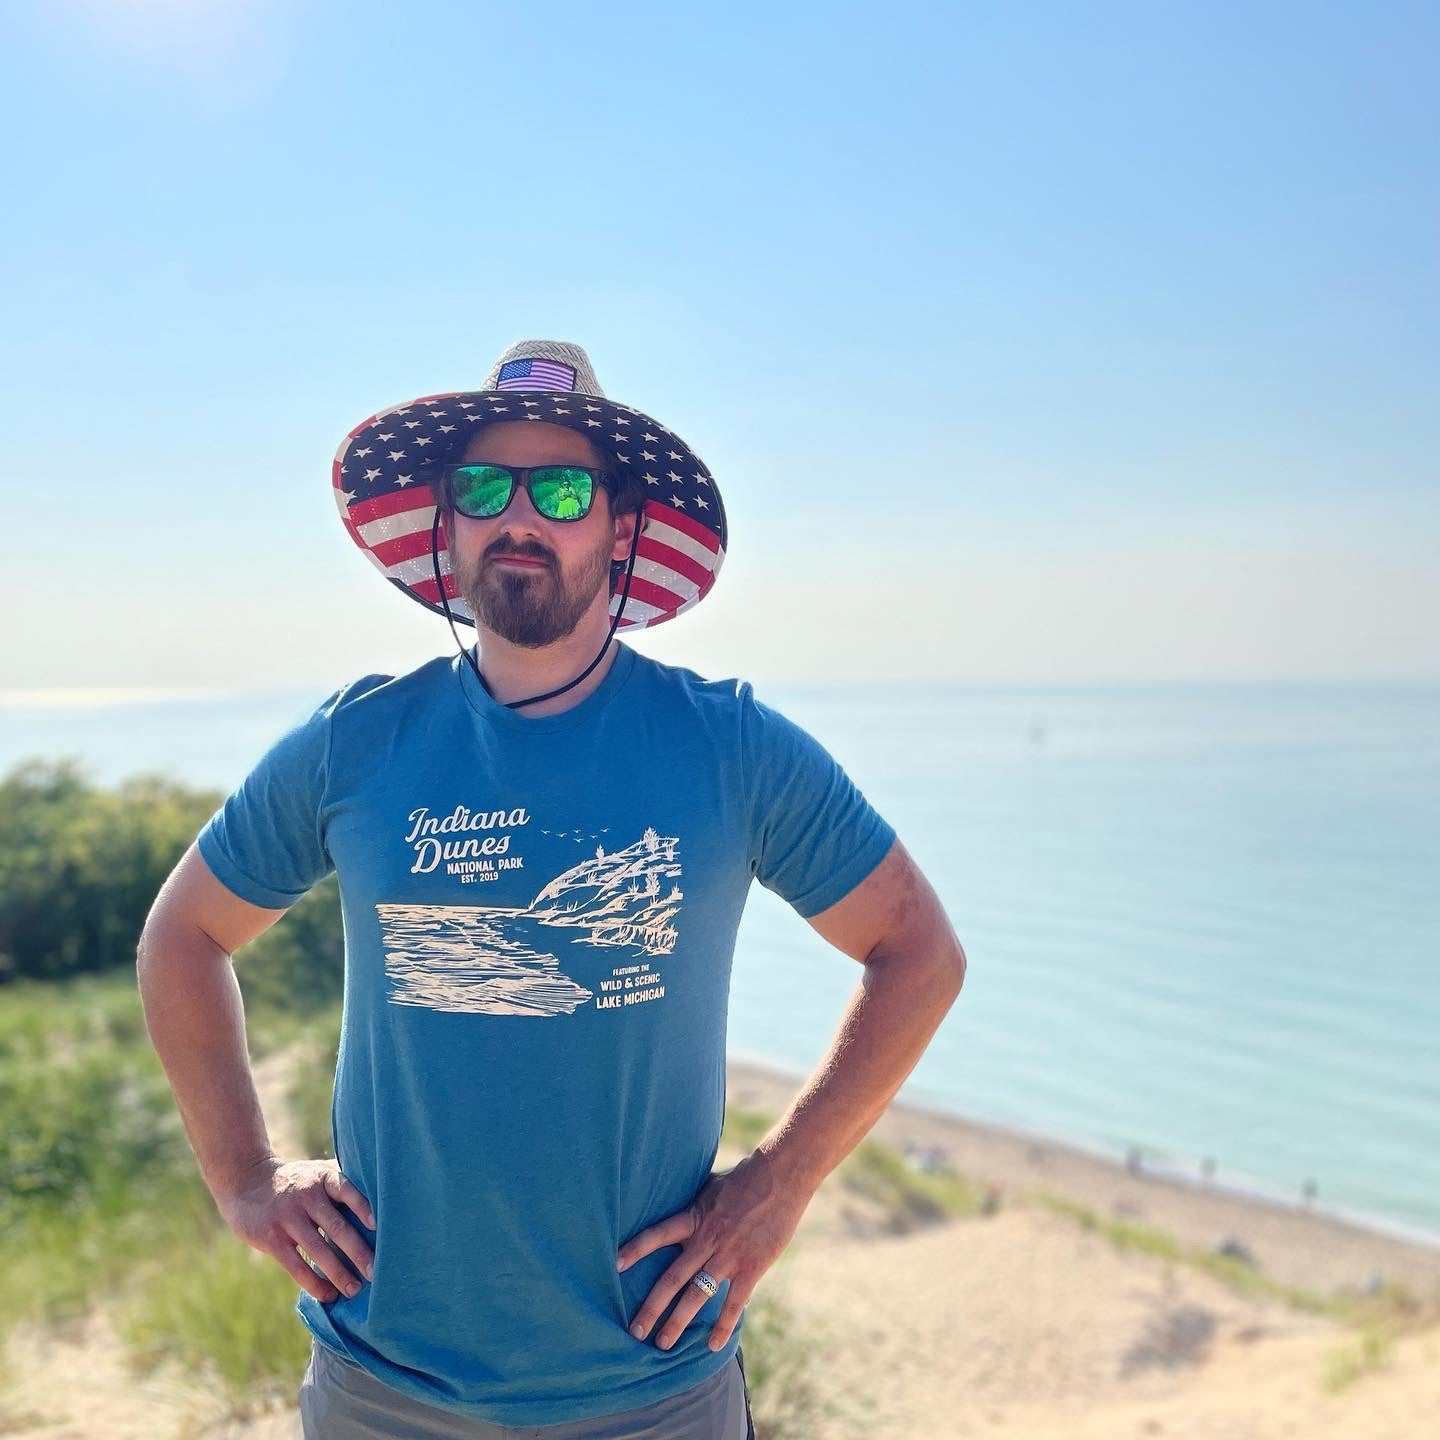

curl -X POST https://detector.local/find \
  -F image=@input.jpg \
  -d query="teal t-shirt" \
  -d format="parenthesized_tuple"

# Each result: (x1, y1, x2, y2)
(196, 640, 896, 1426)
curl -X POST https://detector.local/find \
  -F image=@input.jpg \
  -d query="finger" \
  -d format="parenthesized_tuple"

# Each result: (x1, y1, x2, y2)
(289, 1218, 365, 1299)
(327, 1169, 377, 1229)
(618, 1206, 697, 1271)
(311, 1199, 376, 1281)
(656, 1272, 723, 1351)
(705, 1288, 749, 1352)
(630, 1245, 714, 1342)
(268, 1231, 343, 1304)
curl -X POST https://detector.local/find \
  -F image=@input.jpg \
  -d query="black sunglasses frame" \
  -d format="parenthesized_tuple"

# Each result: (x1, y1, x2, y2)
(440, 462, 616, 523)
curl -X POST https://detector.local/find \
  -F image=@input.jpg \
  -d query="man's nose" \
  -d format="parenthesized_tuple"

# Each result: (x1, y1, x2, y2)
(489, 481, 557, 552)
(497, 479, 546, 530)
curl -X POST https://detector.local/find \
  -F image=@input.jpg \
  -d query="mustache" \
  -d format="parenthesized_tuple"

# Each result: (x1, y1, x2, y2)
(486, 546, 552, 565)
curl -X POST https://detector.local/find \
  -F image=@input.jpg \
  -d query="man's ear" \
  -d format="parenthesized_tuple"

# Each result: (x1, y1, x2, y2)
(612, 505, 641, 562)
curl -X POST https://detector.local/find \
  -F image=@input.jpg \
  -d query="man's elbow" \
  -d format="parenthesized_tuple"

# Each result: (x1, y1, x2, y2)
(869, 928, 967, 992)
(935, 936, 967, 994)
(916, 918, 967, 992)
(914, 897, 966, 985)
(948, 938, 968, 991)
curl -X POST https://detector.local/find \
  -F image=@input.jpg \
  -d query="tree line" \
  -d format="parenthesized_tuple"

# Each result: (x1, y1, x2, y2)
(0, 756, 342, 1013)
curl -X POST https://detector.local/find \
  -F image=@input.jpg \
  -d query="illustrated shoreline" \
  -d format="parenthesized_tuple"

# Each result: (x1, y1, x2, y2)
(724, 1050, 1440, 1297)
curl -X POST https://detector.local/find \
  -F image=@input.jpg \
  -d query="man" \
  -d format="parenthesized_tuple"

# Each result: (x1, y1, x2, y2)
(137, 339, 966, 1438)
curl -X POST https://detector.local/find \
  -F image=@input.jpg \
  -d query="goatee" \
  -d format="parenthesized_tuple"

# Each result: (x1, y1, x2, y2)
(461, 537, 614, 648)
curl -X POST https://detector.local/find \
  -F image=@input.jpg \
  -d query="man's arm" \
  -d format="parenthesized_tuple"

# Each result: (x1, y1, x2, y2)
(617, 833, 965, 1352)
(136, 843, 290, 1201)
(137, 842, 377, 1303)
(751, 835, 966, 1195)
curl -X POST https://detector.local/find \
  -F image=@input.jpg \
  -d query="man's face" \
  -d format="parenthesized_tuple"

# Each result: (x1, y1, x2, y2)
(444, 421, 636, 648)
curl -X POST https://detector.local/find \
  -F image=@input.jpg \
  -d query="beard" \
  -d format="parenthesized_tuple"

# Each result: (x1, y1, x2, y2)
(458, 530, 615, 648)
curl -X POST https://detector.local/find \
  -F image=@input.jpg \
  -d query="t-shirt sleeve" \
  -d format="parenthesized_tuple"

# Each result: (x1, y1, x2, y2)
(195, 684, 348, 910)
(741, 684, 897, 918)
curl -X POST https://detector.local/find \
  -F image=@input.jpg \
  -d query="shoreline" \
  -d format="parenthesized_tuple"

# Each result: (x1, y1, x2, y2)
(901, 1077, 1440, 1255)
(725, 1049, 1440, 1298)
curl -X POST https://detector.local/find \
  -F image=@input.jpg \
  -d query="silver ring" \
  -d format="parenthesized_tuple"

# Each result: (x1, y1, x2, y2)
(689, 1268, 720, 1297)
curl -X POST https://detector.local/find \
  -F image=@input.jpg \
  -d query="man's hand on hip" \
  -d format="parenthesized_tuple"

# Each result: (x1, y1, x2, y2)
(616, 1149, 808, 1353)
(217, 1156, 377, 1304)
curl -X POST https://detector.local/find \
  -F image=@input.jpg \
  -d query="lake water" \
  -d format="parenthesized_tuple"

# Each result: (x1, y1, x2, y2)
(4, 670, 1437, 1247)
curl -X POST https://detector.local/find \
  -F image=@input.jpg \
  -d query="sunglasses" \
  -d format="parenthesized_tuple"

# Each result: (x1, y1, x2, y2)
(441, 463, 616, 523)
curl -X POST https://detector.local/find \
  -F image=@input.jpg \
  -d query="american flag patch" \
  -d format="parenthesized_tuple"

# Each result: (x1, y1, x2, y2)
(496, 358, 577, 392)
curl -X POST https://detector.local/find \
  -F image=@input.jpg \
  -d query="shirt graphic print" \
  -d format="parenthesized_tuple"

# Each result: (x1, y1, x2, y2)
(381, 818, 681, 1017)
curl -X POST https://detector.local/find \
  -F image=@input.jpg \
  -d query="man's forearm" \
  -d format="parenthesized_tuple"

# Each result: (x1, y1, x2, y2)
(135, 923, 277, 1204)
(754, 942, 965, 1197)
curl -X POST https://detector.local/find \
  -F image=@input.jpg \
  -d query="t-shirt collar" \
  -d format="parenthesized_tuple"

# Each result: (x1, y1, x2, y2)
(452, 638, 639, 734)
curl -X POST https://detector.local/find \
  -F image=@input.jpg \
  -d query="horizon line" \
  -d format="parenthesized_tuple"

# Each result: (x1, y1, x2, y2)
(2, 673, 1439, 709)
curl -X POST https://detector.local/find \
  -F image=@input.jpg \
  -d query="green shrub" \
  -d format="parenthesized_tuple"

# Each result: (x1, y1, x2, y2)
(0, 758, 220, 984)
(0, 755, 345, 1026)
(234, 878, 345, 1019)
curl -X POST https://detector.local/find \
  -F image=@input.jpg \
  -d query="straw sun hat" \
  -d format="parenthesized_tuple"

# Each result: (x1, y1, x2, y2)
(331, 339, 728, 636)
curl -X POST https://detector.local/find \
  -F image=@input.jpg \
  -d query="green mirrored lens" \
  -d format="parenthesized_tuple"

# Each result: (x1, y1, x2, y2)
(451, 464, 514, 516)
(530, 467, 594, 521)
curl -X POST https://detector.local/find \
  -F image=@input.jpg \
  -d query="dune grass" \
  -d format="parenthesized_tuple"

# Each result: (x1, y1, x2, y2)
(115, 1225, 314, 1410)
(1025, 1189, 1435, 1320)
(1322, 1322, 1396, 1392)
(0, 972, 214, 1336)
(108, 1004, 346, 1411)
(731, 1285, 842, 1440)
(0, 969, 321, 1415)
(288, 1014, 342, 1160)
(837, 1134, 985, 1229)
(723, 1101, 987, 1233)
(1024, 1187, 1440, 1394)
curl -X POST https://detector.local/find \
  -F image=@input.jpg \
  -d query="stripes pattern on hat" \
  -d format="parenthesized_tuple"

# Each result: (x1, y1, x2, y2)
(332, 383, 726, 633)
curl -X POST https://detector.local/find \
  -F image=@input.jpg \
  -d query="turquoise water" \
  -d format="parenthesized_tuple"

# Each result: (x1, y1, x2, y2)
(4, 675, 1437, 1245)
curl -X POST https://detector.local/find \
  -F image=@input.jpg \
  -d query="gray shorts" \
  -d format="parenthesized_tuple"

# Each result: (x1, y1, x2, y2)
(298, 1338, 755, 1440)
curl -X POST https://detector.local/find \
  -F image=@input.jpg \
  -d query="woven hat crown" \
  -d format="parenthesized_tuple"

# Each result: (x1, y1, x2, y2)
(480, 339, 606, 397)
(333, 337, 725, 632)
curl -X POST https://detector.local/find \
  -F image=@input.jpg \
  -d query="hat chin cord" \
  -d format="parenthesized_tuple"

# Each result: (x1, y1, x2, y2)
(430, 507, 645, 711)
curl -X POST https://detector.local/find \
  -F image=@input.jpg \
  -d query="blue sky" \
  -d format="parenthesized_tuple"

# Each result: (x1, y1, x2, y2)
(2, 0, 1436, 694)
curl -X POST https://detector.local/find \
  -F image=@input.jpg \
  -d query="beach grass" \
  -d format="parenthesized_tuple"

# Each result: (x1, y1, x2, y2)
(1024, 1186, 1440, 1394)
(115, 1230, 313, 1410)
(732, 1285, 839, 1440)
(2, 988, 316, 1421)
(723, 1101, 987, 1234)
(1322, 1322, 1396, 1392)
(721, 1102, 777, 1152)
(289, 1016, 342, 1159)
(836, 1134, 985, 1230)
(0, 972, 215, 1338)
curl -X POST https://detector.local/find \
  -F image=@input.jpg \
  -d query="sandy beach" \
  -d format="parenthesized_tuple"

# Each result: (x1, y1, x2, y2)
(723, 1055, 1440, 1440)
(726, 1056, 1440, 1298)
(3, 1049, 1436, 1438)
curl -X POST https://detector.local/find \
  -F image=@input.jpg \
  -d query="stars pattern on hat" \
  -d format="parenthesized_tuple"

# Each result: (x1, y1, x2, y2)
(333, 375, 726, 634)
(338, 386, 721, 540)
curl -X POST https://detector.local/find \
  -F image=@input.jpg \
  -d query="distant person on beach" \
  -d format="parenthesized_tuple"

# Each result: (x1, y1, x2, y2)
(136, 339, 967, 1438)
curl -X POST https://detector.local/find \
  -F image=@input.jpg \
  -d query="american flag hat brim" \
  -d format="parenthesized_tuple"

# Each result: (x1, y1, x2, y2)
(332, 339, 727, 633)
